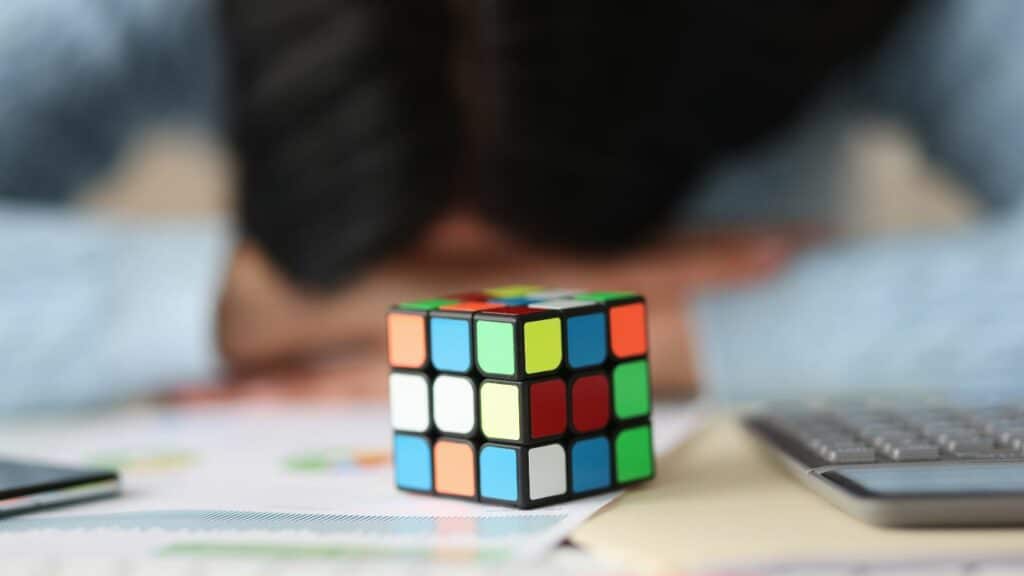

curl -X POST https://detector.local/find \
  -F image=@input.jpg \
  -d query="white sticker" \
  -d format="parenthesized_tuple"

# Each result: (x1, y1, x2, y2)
(432, 374, 476, 434)
(528, 444, 567, 500)
(389, 372, 430, 433)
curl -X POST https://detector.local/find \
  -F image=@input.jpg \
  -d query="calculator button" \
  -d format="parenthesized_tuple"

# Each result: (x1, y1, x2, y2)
(943, 437, 995, 452)
(951, 450, 1022, 461)
(884, 444, 939, 461)
(824, 446, 876, 464)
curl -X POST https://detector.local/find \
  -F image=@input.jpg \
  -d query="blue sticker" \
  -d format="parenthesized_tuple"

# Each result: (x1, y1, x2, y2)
(571, 436, 611, 493)
(567, 312, 607, 369)
(394, 434, 432, 491)
(430, 317, 471, 372)
(479, 445, 519, 501)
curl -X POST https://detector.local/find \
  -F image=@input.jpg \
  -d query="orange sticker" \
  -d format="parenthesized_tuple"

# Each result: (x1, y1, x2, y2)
(387, 312, 427, 368)
(609, 302, 647, 359)
(434, 440, 476, 497)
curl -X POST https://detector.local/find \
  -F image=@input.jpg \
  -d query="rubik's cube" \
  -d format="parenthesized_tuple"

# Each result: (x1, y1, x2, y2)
(387, 285, 654, 508)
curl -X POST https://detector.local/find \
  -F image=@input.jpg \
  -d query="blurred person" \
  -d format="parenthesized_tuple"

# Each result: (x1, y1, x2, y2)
(3, 1, 1024, 411)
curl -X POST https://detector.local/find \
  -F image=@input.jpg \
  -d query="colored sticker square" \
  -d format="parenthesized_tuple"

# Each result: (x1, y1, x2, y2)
(572, 373, 610, 433)
(527, 444, 567, 501)
(573, 291, 638, 303)
(566, 312, 607, 369)
(529, 299, 592, 310)
(526, 289, 583, 301)
(389, 372, 430, 433)
(387, 313, 426, 368)
(440, 301, 504, 312)
(398, 297, 460, 311)
(609, 302, 647, 358)
(434, 440, 476, 498)
(394, 434, 432, 492)
(612, 359, 651, 420)
(430, 317, 471, 372)
(529, 378, 567, 439)
(479, 445, 519, 501)
(615, 425, 654, 484)
(432, 374, 475, 435)
(484, 285, 544, 298)
(523, 317, 562, 374)
(476, 320, 515, 376)
(572, 436, 612, 493)
(490, 296, 537, 306)
(480, 382, 521, 441)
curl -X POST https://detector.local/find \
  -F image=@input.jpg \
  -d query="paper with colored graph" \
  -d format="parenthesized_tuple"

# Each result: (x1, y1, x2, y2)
(0, 401, 698, 563)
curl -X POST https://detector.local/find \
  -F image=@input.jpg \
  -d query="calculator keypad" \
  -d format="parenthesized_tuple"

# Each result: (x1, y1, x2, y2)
(762, 406, 1024, 464)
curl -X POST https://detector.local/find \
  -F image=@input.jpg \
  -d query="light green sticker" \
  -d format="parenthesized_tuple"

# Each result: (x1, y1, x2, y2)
(573, 291, 638, 303)
(615, 425, 653, 483)
(523, 317, 562, 374)
(397, 298, 460, 311)
(612, 359, 651, 419)
(476, 320, 515, 375)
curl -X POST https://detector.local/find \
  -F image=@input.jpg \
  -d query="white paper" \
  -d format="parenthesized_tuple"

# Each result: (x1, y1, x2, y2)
(0, 401, 699, 565)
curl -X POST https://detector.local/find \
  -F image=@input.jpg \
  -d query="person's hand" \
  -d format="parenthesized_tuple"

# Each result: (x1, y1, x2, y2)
(210, 210, 806, 402)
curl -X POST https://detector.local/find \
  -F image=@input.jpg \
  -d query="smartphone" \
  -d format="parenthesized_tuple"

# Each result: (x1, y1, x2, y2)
(0, 458, 119, 518)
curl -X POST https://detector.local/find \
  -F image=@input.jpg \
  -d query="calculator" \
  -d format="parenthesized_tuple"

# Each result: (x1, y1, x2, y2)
(745, 404, 1024, 526)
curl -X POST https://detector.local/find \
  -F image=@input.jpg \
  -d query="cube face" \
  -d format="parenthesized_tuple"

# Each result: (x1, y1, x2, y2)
(389, 372, 430, 433)
(571, 436, 612, 494)
(387, 312, 428, 369)
(432, 374, 476, 436)
(614, 424, 654, 484)
(430, 317, 472, 373)
(571, 372, 610, 433)
(389, 286, 652, 508)
(612, 359, 651, 421)
(394, 434, 432, 492)
(434, 439, 477, 498)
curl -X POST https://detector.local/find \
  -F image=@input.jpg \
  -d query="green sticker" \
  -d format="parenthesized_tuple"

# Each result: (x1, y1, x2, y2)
(574, 291, 638, 303)
(612, 359, 651, 419)
(397, 298, 460, 311)
(523, 318, 562, 374)
(476, 320, 515, 375)
(615, 425, 653, 483)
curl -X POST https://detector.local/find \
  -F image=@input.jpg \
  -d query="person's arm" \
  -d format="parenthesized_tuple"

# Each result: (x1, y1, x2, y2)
(691, 0, 1024, 404)
(0, 0, 227, 411)
(0, 0, 221, 202)
(0, 207, 230, 411)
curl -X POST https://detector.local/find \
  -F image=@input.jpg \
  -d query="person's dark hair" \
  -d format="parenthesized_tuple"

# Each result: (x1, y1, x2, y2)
(476, 1, 912, 249)
(223, 1, 910, 289)
(222, 0, 456, 289)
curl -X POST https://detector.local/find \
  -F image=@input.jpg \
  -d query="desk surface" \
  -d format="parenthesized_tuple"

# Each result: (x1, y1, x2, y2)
(572, 418, 1024, 572)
